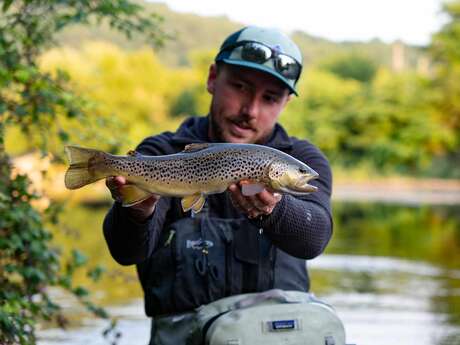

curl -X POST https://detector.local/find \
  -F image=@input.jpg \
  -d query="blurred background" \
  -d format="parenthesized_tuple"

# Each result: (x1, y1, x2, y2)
(1, 1, 459, 345)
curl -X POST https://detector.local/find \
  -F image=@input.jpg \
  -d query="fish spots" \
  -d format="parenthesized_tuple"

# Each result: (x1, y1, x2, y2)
(106, 145, 283, 191)
(268, 160, 289, 181)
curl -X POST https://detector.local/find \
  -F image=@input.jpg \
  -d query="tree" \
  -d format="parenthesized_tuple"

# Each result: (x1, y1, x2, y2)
(0, 1, 165, 344)
(320, 52, 378, 83)
(429, 0, 460, 177)
(282, 67, 450, 176)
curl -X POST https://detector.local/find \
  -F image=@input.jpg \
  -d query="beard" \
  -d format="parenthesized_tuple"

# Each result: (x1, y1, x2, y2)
(208, 100, 258, 143)
(208, 110, 225, 142)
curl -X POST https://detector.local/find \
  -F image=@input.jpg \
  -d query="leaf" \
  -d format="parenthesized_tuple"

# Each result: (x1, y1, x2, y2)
(58, 130, 69, 142)
(2, 0, 14, 12)
(14, 69, 31, 83)
(71, 249, 88, 267)
(73, 286, 89, 297)
(87, 265, 106, 282)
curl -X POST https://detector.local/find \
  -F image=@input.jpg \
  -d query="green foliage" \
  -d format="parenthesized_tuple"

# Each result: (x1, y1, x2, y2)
(4, 0, 450, 177)
(0, 1, 165, 344)
(320, 52, 378, 83)
(55, 1, 238, 67)
(428, 0, 460, 176)
(170, 88, 199, 117)
(12, 37, 455, 178)
(54, 1, 426, 70)
(281, 66, 456, 175)
(0, 172, 109, 343)
(36, 42, 202, 154)
(0, 174, 58, 344)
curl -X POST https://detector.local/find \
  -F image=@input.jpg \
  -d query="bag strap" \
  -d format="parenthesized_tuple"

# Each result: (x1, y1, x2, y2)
(200, 310, 230, 344)
(233, 289, 291, 309)
(233, 289, 324, 310)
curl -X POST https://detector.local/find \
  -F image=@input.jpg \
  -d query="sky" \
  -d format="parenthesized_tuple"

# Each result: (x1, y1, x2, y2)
(152, 0, 448, 46)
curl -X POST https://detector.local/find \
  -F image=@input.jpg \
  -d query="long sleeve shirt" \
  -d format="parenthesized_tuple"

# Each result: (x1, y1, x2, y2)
(103, 116, 333, 265)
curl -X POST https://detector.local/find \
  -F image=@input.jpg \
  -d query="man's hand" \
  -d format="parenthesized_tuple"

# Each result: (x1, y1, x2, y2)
(106, 176, 159, 222)
(228, 181, 282, 219)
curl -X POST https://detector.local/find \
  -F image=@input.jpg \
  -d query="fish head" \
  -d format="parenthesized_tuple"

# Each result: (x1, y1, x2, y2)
(267, 158, 319, 195)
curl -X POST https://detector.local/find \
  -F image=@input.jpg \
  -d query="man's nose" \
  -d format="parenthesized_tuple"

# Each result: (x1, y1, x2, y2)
(241, 96, 259, 119)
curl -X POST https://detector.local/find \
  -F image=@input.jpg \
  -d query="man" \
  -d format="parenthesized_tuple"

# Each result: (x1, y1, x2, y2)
(103, 26, 332, 344)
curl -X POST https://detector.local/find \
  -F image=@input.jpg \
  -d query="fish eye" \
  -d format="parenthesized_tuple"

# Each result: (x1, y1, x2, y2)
(298, 167, 308, 174)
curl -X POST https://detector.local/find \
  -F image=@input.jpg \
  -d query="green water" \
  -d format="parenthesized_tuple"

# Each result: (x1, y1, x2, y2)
(311, 203, 460, 345)
(39, 201, 460, 345)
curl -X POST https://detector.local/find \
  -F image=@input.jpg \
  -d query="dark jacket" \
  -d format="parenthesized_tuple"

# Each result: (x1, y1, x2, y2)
(103, 116, 333, 316)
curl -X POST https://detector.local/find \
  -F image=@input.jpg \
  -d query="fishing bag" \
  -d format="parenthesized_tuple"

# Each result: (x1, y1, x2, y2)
(195, 289, 346, 345)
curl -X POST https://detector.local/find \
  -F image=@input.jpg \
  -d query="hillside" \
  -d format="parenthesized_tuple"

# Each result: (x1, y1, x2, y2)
(55, 1, 424, 68)
(56, 2, 240, 66)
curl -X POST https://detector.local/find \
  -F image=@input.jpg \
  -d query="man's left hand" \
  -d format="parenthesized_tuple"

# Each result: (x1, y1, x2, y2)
(228, 182, 282, 219)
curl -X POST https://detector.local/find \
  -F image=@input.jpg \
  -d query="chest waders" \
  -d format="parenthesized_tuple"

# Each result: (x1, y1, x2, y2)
(139, 201, 310, 345)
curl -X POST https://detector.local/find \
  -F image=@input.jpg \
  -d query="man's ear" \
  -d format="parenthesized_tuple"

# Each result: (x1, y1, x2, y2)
(207, 63, 218, 94)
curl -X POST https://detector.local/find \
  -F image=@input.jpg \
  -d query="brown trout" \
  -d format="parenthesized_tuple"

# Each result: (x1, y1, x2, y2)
(64, 143, 319, 213)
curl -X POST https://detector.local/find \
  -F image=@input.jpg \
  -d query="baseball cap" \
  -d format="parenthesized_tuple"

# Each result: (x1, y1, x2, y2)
(215, 26, 303, 95)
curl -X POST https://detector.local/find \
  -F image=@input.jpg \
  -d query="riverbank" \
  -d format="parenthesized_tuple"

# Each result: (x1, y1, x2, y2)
(333, 177, 460, 205)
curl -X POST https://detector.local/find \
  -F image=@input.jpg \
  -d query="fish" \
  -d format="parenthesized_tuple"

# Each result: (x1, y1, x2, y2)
(64, 143, 319, 213)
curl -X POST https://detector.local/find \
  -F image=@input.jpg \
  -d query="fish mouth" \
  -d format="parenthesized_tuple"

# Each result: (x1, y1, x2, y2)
(279, 174, 319, 195)
(297, 173, 319, 185)
(279, 183, 318, 195)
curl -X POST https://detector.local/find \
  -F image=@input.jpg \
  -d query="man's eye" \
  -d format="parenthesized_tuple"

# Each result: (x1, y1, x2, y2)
(232, 82, 245, 90)
(264, 95, 278, 103)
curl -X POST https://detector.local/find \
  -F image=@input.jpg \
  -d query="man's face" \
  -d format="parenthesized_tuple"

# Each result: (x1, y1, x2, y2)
(207, 63, 291, 144)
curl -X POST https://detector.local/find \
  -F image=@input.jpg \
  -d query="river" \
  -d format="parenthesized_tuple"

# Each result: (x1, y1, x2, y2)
(37, 201, 460, 345)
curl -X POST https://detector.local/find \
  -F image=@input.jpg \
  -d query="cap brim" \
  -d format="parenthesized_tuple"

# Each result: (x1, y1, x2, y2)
(220, 59, 298, 96)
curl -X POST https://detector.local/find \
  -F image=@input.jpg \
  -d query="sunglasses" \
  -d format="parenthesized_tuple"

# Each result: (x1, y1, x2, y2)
(221, 40, 302, 81)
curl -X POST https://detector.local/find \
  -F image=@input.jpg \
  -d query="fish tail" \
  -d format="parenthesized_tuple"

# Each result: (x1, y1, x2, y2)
(64, 146, 108, 190)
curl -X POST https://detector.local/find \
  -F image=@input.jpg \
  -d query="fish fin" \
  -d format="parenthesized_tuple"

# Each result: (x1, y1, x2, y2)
(182, 143, 211, 153)
(120, 184, 153, 207)
(241, 182, 265, 196)
(181, 193, 206, 213)
(191, 195, 206, 213)
(64, 146, 107, 190)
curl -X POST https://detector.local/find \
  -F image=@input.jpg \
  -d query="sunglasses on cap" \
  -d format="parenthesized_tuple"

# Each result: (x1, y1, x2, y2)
(220, 40, 302, 81)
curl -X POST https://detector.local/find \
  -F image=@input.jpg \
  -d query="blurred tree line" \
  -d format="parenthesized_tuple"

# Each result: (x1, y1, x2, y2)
(6, 0, 460, 178)
(429, 0, 460, 178)
(56, 1, 425, 69)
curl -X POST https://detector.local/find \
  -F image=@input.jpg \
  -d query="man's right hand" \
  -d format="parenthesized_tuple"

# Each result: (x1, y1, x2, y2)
(106, 176, 159, 222)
